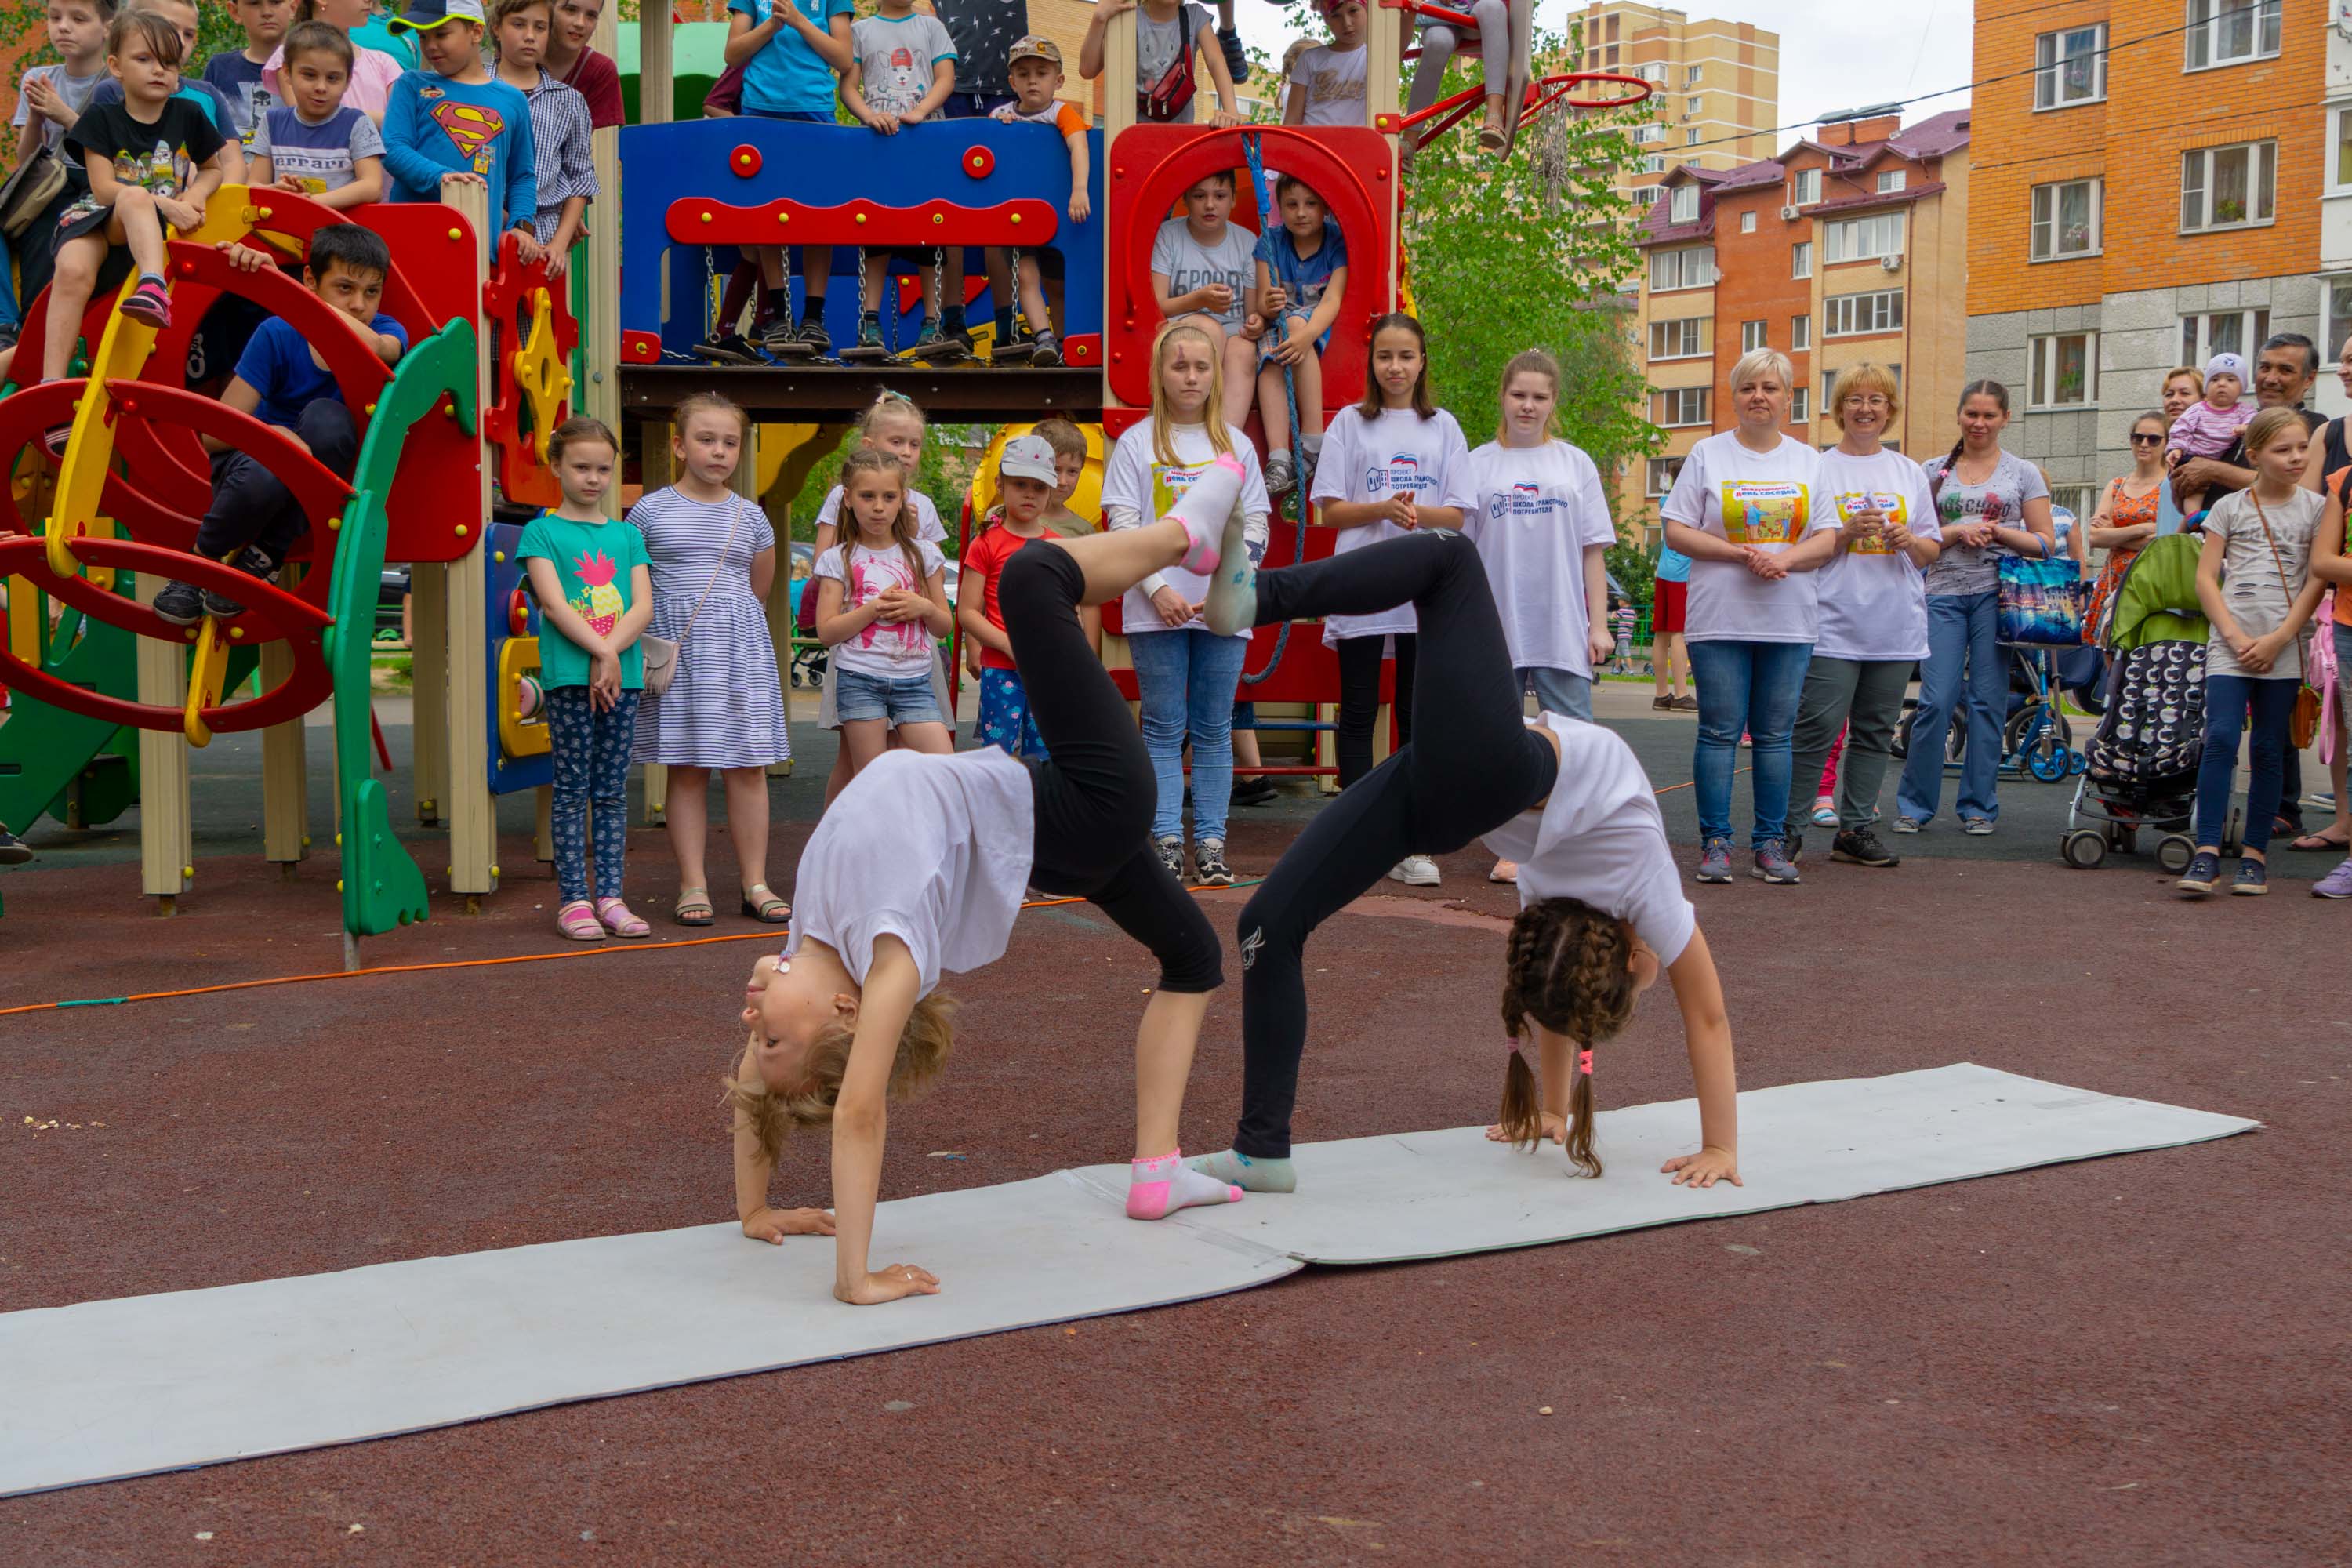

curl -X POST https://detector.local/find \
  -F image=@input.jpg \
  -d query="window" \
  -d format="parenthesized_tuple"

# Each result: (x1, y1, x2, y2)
(2326, 281, 2352, 377)
(1686, 96, 1704, 118)
(2179, 308, 2270, 365)
(1742, 320, 1768, 351)
(1820, 368, 1837, 410)
(2180, 140, 2276, 232)
(1791, 241, 1813, 279)
(2034, 24, 2107, 108)
(1653, 388, 1711, 426)
(1640, 154, 1665, 173)
(1877, 171, 1907, 194)
(1645, 456, 1685, 497)
(1648, 316, 1711, 360)
(2335, 106, 2352, 191)
(1650, 245, 1715, 292)
(2052, 485, 2098, 528)
(1669, 184, 1700, 223)
(1791, 387, 1809, 423)
(2184, 0, 2281, 71)
(2030, 179, 2102, 260)
(1685, 65, 1703, 87)
(1632, 183, 1665, 209)
(1639, 63, 1666, 84)
(1603, 45, 1618, 67)
(1740, 211, 1757, 233)
(1791, 314, 1811, 350)
(1791, 168, 1821, 206)
(1635, 123, 1664, 145)
(1686, 129, 1702, 146)
(2027, 332, 2098, 408)
(1824, 212, 1905, 263)
(1824, 289, 1904, 337)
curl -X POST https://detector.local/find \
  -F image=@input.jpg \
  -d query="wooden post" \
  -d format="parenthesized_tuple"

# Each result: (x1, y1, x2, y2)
(259, 562, 309, 872)
(133, 573, 191, 911)
(638, 418, 673, 823)
(641, 9, 674, 125)
(443, 181, 498, 906)
(535, 785, 554, 862)
(1102, 1, 1135, 423)
(585, 5, 622, 517)
(408, 561, 448, 824)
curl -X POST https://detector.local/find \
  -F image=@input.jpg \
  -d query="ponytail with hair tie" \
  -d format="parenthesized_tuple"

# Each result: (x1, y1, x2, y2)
(1495, 898, 1634, 1178)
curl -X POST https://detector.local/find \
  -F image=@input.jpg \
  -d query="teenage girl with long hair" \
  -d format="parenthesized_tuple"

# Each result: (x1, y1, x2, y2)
(1186, 480, 1740, 1196)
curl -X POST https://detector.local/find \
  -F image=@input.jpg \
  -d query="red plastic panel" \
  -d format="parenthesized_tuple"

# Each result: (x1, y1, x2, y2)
(666, 194, 1062, 249)
(361, 204, 486, 564)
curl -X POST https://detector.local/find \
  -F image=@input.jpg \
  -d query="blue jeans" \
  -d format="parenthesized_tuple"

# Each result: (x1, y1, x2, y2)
(1897, 590, 2003, 825)
(2194, 673, 2299, 855)
(1687, 638, 1812, 848)
(0, 231, 17, 330)
(1519, 666, 1592, 720)
(545, 686, 639, 903)
(1131, 628, 1247, 843)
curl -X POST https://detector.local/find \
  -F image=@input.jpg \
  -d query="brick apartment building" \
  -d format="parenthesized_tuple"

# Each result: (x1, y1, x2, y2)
(1573, 2, 1780, 211)
(1626, 108, 1973, 532)
(1967, 0, 2331, 516)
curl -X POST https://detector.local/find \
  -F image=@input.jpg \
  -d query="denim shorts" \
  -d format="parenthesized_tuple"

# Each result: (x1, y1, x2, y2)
(833, 666, 944, 726)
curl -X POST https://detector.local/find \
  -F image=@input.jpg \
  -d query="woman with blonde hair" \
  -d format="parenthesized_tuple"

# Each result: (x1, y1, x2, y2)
(1657, 349, 1839, 885)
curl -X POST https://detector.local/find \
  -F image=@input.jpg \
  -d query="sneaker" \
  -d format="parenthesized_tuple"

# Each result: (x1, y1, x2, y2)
(1386, 854, 1441, 887)
(1962, 816, 1994, 836)
(1694, 837, 1733, 884)
(1671, 695, 1697, 711)
(152, 579, 206, 626)
(796, 316, 834, 358)
(120, 274, 171, 329)
(1810, 800, 1839, 827)
(908, 321, 960, 361)
(2315, 858, 2352, 898)
(1751, 839, 1800, 884)
(1155, 833, 1184, 878)
(1831, 826, 1899, 867)
(1652, 695, 1675, 711)
(2231, 858, 2269, 896)
(1892, 815, 1923, 834)
(1193, 840, 1234, 887)
(0, 825, 31, 865)
(688, 332, 765, 366)
(1263, 450, 1296, 494)
(2176, 851, 2220, 898)
(1784, 833, 1802, 863)
(945, 321, 978, 361)
(1218, 23, 1250, 82)
(201, 546, 280, 619)
(1229, 775, 1278, 807)
(1029, 332, 1062, 368)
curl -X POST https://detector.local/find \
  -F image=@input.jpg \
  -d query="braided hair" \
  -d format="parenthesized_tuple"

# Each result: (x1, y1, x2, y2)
(1497, 898, 1637, 1178)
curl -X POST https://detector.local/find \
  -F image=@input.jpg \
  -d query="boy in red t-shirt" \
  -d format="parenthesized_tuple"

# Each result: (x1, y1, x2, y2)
(960, 433, 1098, 757)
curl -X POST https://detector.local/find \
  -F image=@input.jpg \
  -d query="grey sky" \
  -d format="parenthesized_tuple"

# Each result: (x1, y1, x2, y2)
(1228, 0, 1978, 145)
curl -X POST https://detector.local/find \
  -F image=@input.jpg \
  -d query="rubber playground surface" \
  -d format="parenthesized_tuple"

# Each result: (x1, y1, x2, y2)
(2, 718, 2347, 1565)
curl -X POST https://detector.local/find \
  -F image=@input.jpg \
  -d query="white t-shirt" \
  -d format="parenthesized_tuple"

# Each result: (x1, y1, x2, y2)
(816, 485, 948, 545)
(1310, 405, 1475, 643)
(785, 746, 1034, 998)
(1149, 216, 1256, 333)
(1481, 713, 1696, 967)
(1459, 439, 1618, 677)
(1290, 43, 1367, 125)
(1812, 445, 1942, 662)
(815, 538, 949, 679)
(1659, 430, 1832, 644)
(11, 65, 106, 154)
(849, 12, 956, 117)
(1101, 421, 1272, 638)
(2202, 486, 2326, 681)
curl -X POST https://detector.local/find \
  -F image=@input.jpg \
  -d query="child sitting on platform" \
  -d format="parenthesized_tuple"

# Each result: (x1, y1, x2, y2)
(249, 22, 385, 209)
(1250, 174, 1347, 493)
(153, 223, 408, 625)
(985, 34, 1089, 368)
(1149, 169, 1259, 429)
(0, 0, 114, 368)
(382, 0, 543, 263)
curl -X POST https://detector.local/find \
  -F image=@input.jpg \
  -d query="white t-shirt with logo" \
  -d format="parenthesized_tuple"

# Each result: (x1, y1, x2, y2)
(1813, 445, 1942, 662)
(1149, 216, 1256, 333)
(1659, 430, 1831, 644)
(785, 746, 1034, 998)
(1309, 405, 1475, 643)
(1101, 421, 1272, 638)
(815, 538, 949, 679)
(816, 485, 948, 545)
(1290, 42, 1367, 125)
(1459, 439, 1618, 677)
(1481, 713, 1696, 967)
(849, 12, 956, 117)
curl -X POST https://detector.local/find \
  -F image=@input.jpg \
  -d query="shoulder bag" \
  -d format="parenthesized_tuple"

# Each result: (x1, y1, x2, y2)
(641, 495, 747, 699)
(0, 143, 68, 238)
(1142, 4, 1199, 122)
(2249, 491, 2322, 750)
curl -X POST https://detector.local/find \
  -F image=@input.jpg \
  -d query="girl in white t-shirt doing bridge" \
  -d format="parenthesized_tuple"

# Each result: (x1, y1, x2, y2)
(728, 459, 1256, 1306)
(1181, 481, 1743, 1198)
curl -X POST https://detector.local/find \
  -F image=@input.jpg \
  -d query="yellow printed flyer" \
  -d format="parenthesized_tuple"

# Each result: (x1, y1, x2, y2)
(1719, 481, 1810, 546)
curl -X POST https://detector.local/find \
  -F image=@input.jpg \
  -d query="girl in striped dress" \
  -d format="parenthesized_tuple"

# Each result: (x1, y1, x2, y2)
(628, 394, 795, 927)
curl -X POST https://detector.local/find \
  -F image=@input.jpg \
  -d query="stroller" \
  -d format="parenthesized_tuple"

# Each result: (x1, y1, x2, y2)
(2060, 532, 2236, 869)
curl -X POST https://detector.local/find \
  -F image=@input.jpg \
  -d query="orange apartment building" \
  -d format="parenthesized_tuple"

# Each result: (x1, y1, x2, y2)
(1627, 108, 1973, 530)
(1968, 0, 2330, 514)
(1573, 2, 1780, 211)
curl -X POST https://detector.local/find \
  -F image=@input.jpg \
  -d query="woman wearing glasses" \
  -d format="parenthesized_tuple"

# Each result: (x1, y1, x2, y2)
(1784, 364, 1940, 870)
(2082, 412, 2170, 651)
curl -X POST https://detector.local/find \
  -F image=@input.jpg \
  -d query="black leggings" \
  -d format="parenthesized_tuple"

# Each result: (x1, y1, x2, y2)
(1334, 633, 1417, 789)
(998, 541, 1223, 993)
(1233, 531, 1556, 1156)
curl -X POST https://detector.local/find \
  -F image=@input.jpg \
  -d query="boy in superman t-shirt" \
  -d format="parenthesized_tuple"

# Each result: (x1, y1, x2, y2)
(379, 0, 542, 257)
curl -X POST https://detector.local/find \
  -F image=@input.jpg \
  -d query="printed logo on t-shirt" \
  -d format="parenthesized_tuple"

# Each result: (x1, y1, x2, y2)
(114, 139, 194, 196)
(1486, 481, 1556, 522)
(1363, 451, 1428, 496)
(1719, 480, 1809, 545)
(1834, 491, 1907, 555)
(1149, 460, 1210, 519)
(846, 548, 929, 659)
(430, 100, 504, 172)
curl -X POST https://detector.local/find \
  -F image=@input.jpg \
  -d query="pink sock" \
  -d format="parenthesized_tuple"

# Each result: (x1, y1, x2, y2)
(1127, 1147, 1242, 1221)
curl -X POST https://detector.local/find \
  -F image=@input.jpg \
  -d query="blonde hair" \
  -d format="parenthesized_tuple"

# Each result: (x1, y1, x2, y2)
(1830, 361, 1900, 429)
(1148, 321, 1236, 468)
(856, 388, 927, 445)
(2242, 406, 2307, 463)
(672, 391, 748, 437)
(1495, 898, 1634, 1178)
(723, 994, 958, 1166)
(1726, 347, 1795, 397)
(2162, 365, 2205, 398)
(1494, 347, 1563, 443)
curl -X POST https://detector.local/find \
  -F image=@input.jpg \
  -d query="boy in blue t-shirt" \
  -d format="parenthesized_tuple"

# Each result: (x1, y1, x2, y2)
(1250, 173, 1348, 495)
(379, 0, 543, 257)
(153, 225, 409, 626)
(723, 0, 853, 356)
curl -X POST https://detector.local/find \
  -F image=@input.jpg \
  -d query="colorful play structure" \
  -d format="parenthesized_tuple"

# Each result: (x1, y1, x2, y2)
(0, 6, 1642, 959)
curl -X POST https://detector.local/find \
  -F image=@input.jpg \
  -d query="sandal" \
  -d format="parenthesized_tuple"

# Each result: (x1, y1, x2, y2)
(2288, 829, 2349, 852)
(673, 886, 714, 927)
(1488, 858, 1519, 884)
(555, 900, 606, 942)
(742, 884, 792, 924)
(595, 897, 650, 938)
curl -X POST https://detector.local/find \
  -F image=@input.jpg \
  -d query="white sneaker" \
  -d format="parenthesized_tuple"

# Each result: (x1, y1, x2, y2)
(1386, 854, 1440, 887)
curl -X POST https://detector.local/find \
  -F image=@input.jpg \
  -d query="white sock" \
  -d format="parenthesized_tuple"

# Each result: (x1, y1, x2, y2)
(1127, 1148, 1242, 1220)
(1187, 1147, 1296, 1194)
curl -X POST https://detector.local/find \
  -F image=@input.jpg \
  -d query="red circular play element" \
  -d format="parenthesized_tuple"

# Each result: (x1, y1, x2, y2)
(509, 587, 530, 637)
(963, 145, 995, 179)
(731, 143, 762, 177)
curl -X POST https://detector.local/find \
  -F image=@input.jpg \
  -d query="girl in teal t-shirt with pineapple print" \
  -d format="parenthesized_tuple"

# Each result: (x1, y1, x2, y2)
(517, 417, 655, 942)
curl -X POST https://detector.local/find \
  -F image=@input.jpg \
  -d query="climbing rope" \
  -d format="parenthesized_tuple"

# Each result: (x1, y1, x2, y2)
(1239, 130, 1306, 689)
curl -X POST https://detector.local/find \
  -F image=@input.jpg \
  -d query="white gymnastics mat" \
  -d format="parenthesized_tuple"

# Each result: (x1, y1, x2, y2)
(0, 1065, 2255, 1497)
